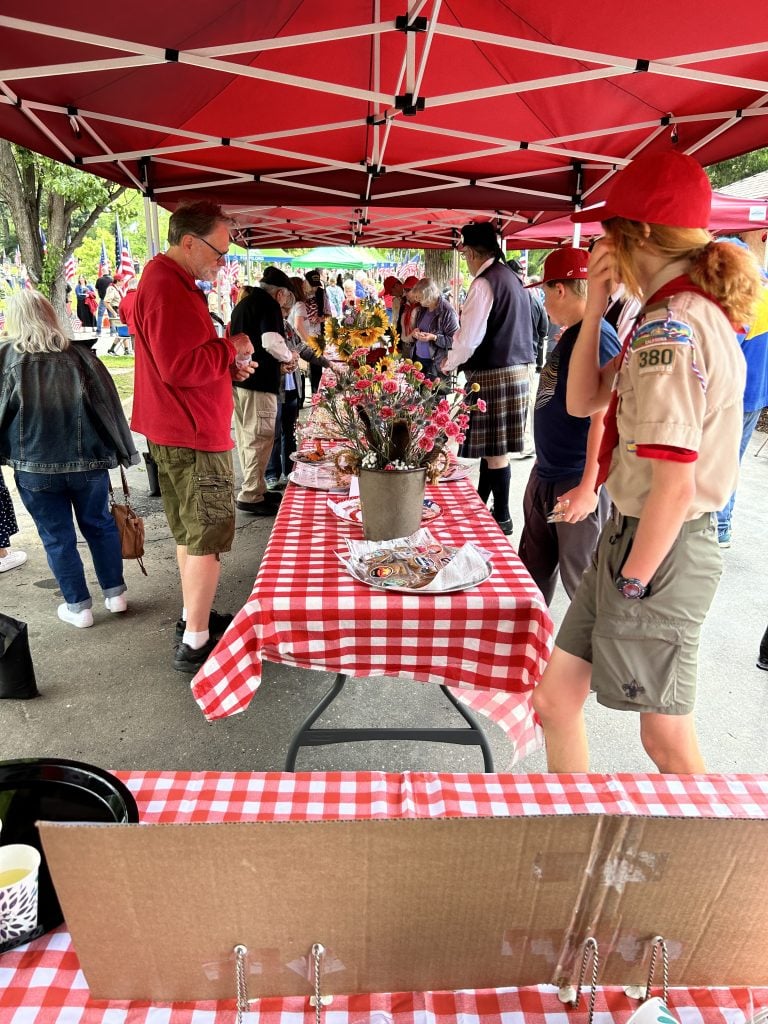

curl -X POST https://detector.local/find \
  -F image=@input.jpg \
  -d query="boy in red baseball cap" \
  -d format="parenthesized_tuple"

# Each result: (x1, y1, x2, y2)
(518, 248, 620, 605)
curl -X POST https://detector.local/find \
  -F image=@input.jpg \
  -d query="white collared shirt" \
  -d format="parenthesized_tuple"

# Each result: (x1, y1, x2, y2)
(441, 258, 495, 372)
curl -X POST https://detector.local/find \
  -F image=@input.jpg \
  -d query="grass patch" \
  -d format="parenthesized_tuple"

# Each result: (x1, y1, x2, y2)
(111, 372, 135, 402)
(101, 355, 135, 369)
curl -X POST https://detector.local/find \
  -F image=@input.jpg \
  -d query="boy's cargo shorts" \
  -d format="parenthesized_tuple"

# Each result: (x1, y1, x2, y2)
(556, 508, 721, 715)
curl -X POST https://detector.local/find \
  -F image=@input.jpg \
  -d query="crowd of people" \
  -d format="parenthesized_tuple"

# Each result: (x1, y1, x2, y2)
(2, 150, 768, 775)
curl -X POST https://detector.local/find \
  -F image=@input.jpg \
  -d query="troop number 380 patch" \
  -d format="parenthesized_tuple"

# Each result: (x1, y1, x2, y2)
(636, 346, 676, 373)
(631, 317, 693, 376)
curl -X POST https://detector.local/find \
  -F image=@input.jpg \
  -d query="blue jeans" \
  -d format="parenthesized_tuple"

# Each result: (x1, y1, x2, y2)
(266, 391, 300, 480)
(96, 299, 107, 333)
(15, 469, 126, 611)
(717, 407, 761, 537)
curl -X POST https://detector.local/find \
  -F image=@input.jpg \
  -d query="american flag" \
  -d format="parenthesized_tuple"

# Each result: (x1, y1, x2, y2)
(518, 250, 529, 277)
(396, 253, 422, 279)
(0, 310, 5, 331)
(114, 214, 128, 275)
(98, 240, 111, 278)
(119, 240, 135, 281)
(14, 246, 21, 267)
(64, 253, 77, 284)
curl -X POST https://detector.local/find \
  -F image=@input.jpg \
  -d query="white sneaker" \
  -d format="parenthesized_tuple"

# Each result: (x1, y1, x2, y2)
(57, 604, 94, 628)
(105, 594, 128, 613)
(0, 549, 27, 573)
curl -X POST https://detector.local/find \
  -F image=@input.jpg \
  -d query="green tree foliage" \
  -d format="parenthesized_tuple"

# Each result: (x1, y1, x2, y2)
(706, 147, 768, 190)
(0, 142, 124, 319)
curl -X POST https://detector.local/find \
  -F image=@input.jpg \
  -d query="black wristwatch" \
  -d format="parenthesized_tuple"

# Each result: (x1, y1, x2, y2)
(615, 574, 649, 600)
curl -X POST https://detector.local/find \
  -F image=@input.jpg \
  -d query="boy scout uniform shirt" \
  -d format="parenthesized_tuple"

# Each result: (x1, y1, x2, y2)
(607, 290, 745, 519)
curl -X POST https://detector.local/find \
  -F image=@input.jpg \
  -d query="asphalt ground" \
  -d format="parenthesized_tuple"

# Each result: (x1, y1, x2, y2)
(2, 389, 767, 776)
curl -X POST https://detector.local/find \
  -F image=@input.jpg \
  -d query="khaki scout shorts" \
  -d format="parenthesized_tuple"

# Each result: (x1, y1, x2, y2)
(556, 510, 721, 715)
(148, 443, 235, 556)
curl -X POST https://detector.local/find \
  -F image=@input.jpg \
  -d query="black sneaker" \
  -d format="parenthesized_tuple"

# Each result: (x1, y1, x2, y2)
(173, 637, 217, 674)
(236, 499, 277, 516)
(757, 655, 768, 672)
(262, 489, 283, 505)
(495, 517, 513, 536)
(175, 609, 233, 643)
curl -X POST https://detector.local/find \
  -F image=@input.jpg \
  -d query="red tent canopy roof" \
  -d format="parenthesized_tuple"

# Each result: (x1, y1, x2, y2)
(505, 192, 768, 249)
(2, 3, 768, 245)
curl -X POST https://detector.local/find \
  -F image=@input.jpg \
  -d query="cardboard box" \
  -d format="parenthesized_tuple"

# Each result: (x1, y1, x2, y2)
(39, 814, 768, 1001)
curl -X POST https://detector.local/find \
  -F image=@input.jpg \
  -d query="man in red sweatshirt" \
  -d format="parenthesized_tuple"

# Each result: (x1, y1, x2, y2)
(132, 201, 254, 673)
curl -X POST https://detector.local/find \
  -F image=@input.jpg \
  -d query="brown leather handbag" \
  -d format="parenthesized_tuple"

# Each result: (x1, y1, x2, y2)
(109, 466, 147, 576)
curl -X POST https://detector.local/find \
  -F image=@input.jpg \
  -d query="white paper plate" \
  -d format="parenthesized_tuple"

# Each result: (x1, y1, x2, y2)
(287, 471, 349, 492)
(329, 497, 443, 526)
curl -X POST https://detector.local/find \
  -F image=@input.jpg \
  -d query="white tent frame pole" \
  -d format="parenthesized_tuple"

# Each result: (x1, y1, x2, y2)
(81, 142, 219, 165)
(685, 94, 768, 157)
(151, 202, 161, 255)
(143, 197, 156, 258)
(429, 67, 627, 109)
(180, 53, 390, 106)
(240, 119, 365, 143)
(473, 181, 572, 201)
(258, 176, 361, 200)
(76, 117, 145, 191)
(412, 0, 440, 101)
(371, 0, 382, 171)
(432, 23, 768, 71)
(582, 126, 667, 202)
(154, 177, 256, 196)
(0, 82, 75, 162)
(151, 157, 254, 178)
(189, 22, 389, 57)
(394, 120, 631, 166)
(0, 56, 159, 80)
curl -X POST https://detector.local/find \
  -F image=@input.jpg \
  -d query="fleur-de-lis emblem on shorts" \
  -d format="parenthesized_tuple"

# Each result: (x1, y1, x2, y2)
(622, 679, 645, 701)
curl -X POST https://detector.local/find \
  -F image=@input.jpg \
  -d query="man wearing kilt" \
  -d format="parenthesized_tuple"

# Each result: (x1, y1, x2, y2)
(440, 223, 536, 534)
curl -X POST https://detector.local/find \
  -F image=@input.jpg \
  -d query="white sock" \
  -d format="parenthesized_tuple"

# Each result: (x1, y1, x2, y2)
(183, 628, 209, 650)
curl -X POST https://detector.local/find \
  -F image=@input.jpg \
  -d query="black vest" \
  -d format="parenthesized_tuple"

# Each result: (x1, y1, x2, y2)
(464, 260, 535, 371)
(231, 288, 283, 394)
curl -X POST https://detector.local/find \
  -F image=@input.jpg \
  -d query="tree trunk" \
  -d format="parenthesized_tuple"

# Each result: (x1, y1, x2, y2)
(423, 249, 452, 288)
(0, 141, 43, 286)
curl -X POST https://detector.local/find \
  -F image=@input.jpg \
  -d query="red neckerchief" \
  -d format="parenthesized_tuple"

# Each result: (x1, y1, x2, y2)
(595, 275, 730, 488)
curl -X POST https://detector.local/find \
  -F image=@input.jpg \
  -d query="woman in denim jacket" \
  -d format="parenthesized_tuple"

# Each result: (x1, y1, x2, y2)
(410, 278, 459, 380)
(0, 290, 139, 628)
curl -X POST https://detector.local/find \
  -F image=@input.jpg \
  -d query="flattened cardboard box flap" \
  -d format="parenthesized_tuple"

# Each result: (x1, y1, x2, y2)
(38, 815, 768, 1001)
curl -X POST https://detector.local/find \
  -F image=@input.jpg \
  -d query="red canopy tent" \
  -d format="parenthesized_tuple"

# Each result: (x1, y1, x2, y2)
(506, 192, 768, 248)
(1, 2, 768, 244)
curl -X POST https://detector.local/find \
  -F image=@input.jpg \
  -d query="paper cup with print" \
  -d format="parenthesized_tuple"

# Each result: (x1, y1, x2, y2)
(627, 997, 680, 1024)
(0, 844, 41, 943)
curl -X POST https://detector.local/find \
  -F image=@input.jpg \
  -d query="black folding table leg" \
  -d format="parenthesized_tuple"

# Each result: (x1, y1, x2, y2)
(284, 675, 495, 772)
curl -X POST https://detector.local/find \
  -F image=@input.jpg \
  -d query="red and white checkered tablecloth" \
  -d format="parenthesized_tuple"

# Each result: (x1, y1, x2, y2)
(2, 771, 767, 1024)
(191, 478, 554, 762)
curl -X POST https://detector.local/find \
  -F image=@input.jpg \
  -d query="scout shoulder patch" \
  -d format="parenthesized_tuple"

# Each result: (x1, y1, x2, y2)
(631, 317, 694, 349)
(631, 317, 694, 376)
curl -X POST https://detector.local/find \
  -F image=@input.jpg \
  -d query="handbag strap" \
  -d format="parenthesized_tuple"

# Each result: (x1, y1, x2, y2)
(109, 466, 131, 502)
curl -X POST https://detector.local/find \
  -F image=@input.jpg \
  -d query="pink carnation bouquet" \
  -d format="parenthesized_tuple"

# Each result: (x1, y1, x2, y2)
(309, 357, 485, 481)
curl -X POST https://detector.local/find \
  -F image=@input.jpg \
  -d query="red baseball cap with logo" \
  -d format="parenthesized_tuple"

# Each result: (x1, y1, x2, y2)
(381, 276, 402, 295)
(402, 275, 419, 289)
(528, 247, 590, 287)
(571, 150, 712, 228)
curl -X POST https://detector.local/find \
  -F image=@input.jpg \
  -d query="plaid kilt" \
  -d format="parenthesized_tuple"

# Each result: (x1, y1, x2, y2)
(460, 364, 530, 458)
